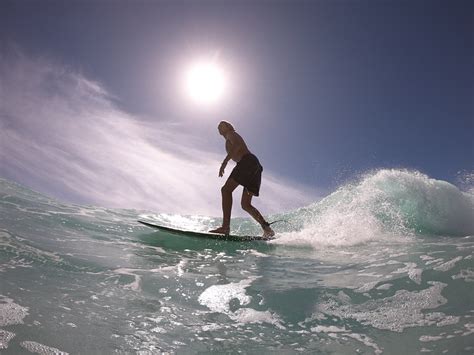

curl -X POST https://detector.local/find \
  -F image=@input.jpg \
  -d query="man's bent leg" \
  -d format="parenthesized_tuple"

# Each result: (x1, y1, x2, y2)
(241, 189, 275, 238)
(209, 178, 239, 234)
(240, 189, 268, 227)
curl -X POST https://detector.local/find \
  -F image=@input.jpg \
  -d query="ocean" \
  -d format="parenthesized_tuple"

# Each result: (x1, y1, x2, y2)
(1, 169, 473, 354)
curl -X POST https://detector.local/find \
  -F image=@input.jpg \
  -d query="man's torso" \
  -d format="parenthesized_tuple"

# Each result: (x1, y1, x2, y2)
(225, 132, 251, 162)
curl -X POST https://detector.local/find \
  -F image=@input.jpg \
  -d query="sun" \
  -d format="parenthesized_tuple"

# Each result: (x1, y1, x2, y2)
(184, 60, 228, 107)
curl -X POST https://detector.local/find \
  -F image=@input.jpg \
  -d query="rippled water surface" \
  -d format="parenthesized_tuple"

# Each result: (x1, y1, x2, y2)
(1, 171, 473, 354)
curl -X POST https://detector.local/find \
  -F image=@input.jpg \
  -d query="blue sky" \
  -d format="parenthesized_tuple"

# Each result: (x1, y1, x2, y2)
(1, 0, 473, 214)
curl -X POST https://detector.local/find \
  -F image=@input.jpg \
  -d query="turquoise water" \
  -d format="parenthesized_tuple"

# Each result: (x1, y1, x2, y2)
(1, 169, 473, 354)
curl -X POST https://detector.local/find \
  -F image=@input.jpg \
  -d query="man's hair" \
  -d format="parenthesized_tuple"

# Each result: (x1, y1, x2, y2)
(219, 120, 235, 131)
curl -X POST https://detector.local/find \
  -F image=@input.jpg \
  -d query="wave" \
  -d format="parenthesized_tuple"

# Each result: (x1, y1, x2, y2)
(274, 169, 474, 248)
(2, 169, 473, 252)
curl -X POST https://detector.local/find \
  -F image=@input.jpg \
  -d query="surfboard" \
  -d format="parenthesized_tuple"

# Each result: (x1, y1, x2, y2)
(138, 220, 274, 241)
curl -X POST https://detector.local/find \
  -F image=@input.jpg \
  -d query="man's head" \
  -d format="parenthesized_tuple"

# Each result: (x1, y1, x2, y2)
(218, 121, 235, 136)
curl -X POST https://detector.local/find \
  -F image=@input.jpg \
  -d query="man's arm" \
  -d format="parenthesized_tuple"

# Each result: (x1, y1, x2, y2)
(219, 154, 231, 177)
(222, 154, 232, 165)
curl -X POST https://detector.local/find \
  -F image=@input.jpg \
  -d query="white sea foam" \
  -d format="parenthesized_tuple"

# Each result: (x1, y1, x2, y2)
(20, 341, 69, 355)
(392, 263, 423, 284)
(345, 333, 383, 354)
(311, 325, 348, 333)
(311, 325, 382, 354)
(356, 281, 380, 293)
(113, 268, 142, 291)
(197, 277, 284, 328)
(112, 265, 172, 291)
(452, 269, 474, 282)
(198, 278, 254, 313)
(0, 330, 15, 350)
(233, 308, 284, 329)
(433, 256, 463, 272)
(0, 296, 29, 326)
(317, 282, 449, 332)
(420, 335, 444, 342)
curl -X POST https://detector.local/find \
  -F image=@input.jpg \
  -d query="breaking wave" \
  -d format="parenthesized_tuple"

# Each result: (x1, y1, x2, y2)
(274, 169, 474, 247)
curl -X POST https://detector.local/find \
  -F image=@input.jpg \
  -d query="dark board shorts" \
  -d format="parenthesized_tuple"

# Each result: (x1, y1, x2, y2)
(229, 153, 263, 196)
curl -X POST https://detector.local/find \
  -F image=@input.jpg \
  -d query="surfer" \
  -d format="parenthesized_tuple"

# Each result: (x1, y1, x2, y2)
(209, 121, 275, 238)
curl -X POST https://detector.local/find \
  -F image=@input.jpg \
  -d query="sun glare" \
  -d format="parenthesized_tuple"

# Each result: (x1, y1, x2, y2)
(184, 60, 228, 107)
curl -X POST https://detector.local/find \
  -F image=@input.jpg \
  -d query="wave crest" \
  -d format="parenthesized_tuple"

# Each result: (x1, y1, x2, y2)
(275, 169, 474, 247)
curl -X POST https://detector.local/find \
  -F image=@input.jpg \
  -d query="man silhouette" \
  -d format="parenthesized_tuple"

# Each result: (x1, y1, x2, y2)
(209, 121, 275, 238)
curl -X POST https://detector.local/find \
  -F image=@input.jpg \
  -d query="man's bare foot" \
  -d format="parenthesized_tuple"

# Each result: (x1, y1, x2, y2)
(209, 226, 230, 235)
(262, 225, 275, 239)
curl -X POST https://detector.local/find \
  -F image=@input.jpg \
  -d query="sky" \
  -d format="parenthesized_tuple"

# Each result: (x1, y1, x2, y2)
(1, 0, 473, 216)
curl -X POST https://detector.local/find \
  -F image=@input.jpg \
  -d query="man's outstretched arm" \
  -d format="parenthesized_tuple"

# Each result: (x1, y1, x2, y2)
(219, 155, 231, 177)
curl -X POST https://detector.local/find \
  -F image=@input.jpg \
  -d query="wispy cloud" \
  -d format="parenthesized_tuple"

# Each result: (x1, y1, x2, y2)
(0, 47, 321, 216)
